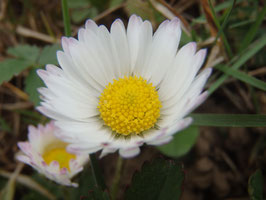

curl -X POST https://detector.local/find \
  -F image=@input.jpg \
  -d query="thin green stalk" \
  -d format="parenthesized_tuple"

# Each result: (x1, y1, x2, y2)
(213, 0, 236, 45)
(111, 156, 124, 200)
(89, 154, 106, 190)
(40, 12, 56, 42)
(191, 114, 266, 127)
(209, 35, 266, 94)
(61, 0, 71, 37)
(208, 0, 233, 58)
(216, 66, 266, 91)
(239, 4, 266, 52)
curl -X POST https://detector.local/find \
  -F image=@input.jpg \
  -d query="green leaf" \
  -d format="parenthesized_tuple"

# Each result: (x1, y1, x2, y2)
(67, 0, 89, 8)
(125, 159, 184, 200)
(70, 164, 110, 200)
(110, 0, 124, 8)
(72, 8, 98, 23)
(89, 0, 107, 11)
(125, 0, 154, 21)
(24, 68, 44, 106)
(191, 114, 266, 127)
(16, 109, 47, 126)
(72, 9, 90, 23)
(216, 66, 266, 91)
(0, 58, 32, 85)
(248, 169, 263, 200)
(7, 45, 40, 63)
(38, 44, 62, 66)
(89, 154, 107, 191)
(157, 126, 199, 158)
(179, 30, 192, 47)
(0, 118, 11, 132)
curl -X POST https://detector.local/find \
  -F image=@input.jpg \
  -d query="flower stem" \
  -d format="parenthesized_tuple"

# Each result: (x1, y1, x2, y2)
(61, 0, 71, 37)
(89, 154, 106, 190)
(111, 156, 124, 200)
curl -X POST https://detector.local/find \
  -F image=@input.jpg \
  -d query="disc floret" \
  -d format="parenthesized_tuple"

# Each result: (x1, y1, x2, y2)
(98, 76, 161, 136)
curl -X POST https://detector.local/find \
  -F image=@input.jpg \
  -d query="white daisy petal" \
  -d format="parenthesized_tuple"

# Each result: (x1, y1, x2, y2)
(99, 147, 117, 158)
(127, 14, 143, 70)
(17, 122, 89, 187)
(145, 117, 193, 144)
(67, 143, 103, 154)
(119, 147, 140, 158)
(161, 68, 212, 120)
(68, 42, 106, 88)
(54, 121, 109, 144)
(110, 136, 144, 149)
(158, 42, 197, 101)
(146, 17, 181, 86)
(81, 29, 117, 83)
(16, 155, 31, 164)
(57, 50, 100, 97)
(132, 20, 153, 76)
(37, 15, 211, 159)
(110, 19, 131, 77)
(147, 135, 173, 146)
(85, 19, 98, 33)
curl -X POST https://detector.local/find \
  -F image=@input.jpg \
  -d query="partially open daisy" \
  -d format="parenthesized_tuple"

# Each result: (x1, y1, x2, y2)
(17, 122, 89, 187)
(37, 15, 211, 158)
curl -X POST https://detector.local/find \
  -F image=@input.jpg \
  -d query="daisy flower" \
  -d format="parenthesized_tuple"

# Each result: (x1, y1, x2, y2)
(17, 121, 89, 187)
(37, 15, 212, 158)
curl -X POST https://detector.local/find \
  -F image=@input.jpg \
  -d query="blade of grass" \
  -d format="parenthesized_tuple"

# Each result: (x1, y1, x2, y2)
(215, 0, 243, 12)
(190, 114, 266, 127)
(214, 0, 236, 45)
(192, 0, 244, 25)
(0, 163, 24, 200)
(239, 5, 266, 52)
(89, 154, 106, 191)
(216, 66, 266, 91)
(61, 0, 71, 36)
(208, 0, 233, 58)
(0, 170, 56, 200)
(208, 34, 266, 94)
(229, 18, 255, 29)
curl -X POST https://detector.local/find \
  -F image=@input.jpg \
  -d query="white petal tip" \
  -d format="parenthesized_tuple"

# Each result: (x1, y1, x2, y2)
(119, 147, 140, 158)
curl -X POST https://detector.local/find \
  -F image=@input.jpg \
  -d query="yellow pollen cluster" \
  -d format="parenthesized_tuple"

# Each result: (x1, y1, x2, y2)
(43, 148, 76, 170)
(98, 76, 161, 136)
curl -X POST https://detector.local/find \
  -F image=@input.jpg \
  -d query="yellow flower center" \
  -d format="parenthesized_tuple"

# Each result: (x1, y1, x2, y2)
(98, 76, 161, 136)
(43, 148, 76, 170)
